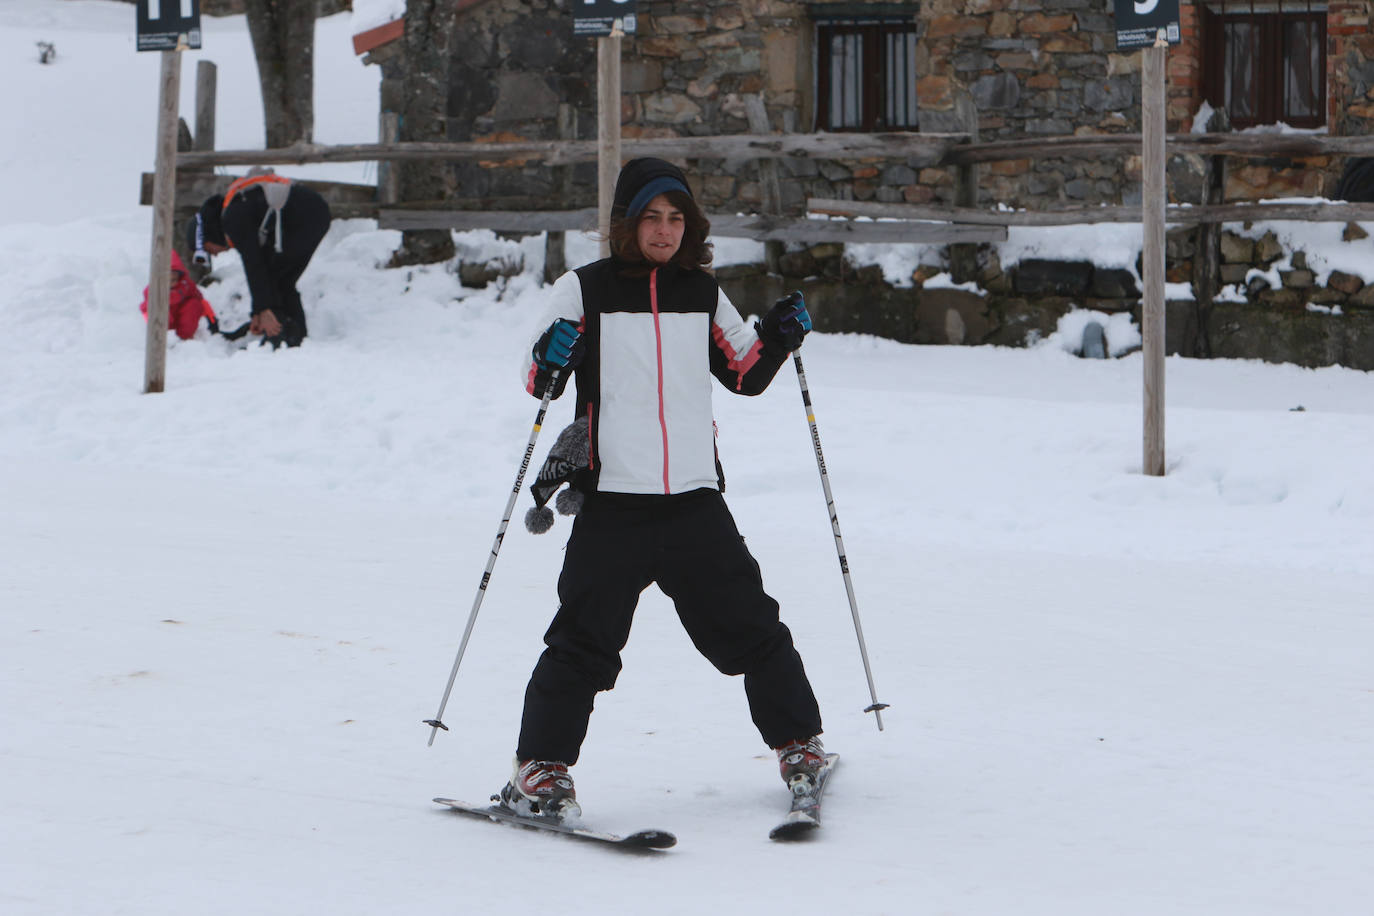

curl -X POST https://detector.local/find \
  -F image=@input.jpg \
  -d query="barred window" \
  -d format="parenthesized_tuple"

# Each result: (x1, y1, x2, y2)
(1201, 2, 1326, 129)
(816, 18, 918, 132)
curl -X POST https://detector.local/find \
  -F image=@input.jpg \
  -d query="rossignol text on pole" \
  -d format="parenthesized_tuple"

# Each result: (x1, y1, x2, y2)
(792, 351, 889, 731)
(425, 369, 562, 746)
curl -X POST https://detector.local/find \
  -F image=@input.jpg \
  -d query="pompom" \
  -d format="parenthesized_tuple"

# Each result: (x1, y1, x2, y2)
(555, 488, 584, 517)
(525, 505, 555, 534)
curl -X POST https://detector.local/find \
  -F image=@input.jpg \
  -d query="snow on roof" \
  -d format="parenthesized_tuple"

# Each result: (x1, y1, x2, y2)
(351, 0, 405, 36)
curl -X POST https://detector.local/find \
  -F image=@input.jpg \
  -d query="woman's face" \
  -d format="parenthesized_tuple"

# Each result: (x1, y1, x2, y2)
(636, 194, 685, 265)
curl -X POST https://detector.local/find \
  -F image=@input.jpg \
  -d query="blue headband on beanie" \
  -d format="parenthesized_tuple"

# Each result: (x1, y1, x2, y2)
(625, 175, 689, 219)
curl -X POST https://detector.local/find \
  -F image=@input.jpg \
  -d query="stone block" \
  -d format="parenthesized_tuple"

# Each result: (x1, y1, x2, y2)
(881, 164, 919, 184)
(491, 72, 559, 123)
(1280, 269, 1315, 289)
(1219, 232, 1255, 263)
(928, 15, 989, 39)
(778, 250, 818, 278)
(1024, 117, 1074, 134)
(1042, 34, 1091, 53)
(1257, 288, 1307, 310)
(955, 51, 995, 72)
(654, 15, 707, 34)
(643, 93, 702, 124)
(1022, 12, 1077, 32)
(762, 30, 800, 95)
(917, 75, 955, 110)
(989, 11, 1017, 37)
(1219, 264, 1251, 285)
(1106, 52, 1142, 76)
(972, 71, 1021, 110)
(622, 60, 663, 93)
(1084, 77, 1134, 111)
(1064, 178, 1094, 199)
(1014, 259, 1095, 296)
(1091, 268, 1140, 299)
(1328, 270, 1364, 294)
(995, 52, 1038, 70)
(1255, 232, 1283, 264)
(1350, 284, 1374, 308)
(1309, 286, 1348, 305)
(915, 289, 992, 345)
(903, 184, 937, 204)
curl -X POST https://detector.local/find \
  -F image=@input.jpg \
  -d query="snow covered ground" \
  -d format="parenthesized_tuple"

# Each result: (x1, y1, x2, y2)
(2, 3, 1372, 914)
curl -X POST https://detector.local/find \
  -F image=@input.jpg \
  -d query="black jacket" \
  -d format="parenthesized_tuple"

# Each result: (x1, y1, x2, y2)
(222, 183, 331, 316)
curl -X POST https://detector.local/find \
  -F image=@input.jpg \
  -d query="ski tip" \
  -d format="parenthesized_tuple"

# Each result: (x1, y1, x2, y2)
(769, 817, 820, 841)
(623, 829, 677, 848)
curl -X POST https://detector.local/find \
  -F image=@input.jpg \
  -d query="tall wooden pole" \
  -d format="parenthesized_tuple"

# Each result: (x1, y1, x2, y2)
(194, 59, 217, 152)
(596, 23, 623, 258)
(1141, 32, 1167, 476)
(144, 47, 183, 394)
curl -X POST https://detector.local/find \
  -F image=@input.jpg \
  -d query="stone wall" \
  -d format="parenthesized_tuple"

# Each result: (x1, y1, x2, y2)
(711, 232, 1374, 371)
(1330, 0, 1374, 138)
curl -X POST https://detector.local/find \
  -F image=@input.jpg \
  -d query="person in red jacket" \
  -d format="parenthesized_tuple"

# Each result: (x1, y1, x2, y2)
(140, 250, 218, 340)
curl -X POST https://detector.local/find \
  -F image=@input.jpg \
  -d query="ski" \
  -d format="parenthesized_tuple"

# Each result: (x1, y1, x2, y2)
(433, 797, 676, 850)
(768, 753, 839, 841)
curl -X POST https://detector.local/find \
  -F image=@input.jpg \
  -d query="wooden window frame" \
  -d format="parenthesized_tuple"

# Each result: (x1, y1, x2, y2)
(1201, 5, 1327, 129)
(815, 19, 919, 133)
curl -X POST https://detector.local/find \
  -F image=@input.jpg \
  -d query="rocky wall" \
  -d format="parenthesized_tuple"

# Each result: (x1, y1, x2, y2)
(712, 234, 1374, 370)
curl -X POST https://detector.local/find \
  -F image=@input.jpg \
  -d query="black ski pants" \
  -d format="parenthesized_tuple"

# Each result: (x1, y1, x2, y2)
(515, 488, 822, 765)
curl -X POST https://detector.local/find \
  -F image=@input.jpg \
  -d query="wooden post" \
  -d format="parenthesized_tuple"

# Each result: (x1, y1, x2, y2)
(545, 103, 576, 284)
(596, 24, 623, 258)
(1191, 109, 1228, 359)
(744, 94, 785, 274)
(378, 111, 401, 205)
(950, 91, 980, 284)
(1141, 33, 1167, 476)
(144, 47, 183, 394)
(194, 60, 216, 151)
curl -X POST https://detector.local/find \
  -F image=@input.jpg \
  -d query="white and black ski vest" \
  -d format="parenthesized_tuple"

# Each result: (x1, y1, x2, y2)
(523, 259, 789, 496)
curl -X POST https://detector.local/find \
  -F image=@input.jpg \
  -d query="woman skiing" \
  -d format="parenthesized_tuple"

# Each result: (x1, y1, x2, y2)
(504, 158, 826, 819)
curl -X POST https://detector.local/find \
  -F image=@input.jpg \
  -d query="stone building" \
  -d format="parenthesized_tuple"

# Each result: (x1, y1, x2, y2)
(353, 0, 1374, 213)
(349, 1, 1374, 369)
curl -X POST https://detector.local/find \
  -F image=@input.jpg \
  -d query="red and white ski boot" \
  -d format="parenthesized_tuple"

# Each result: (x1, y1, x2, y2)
(500, 758, 582, 820)
(775, 736, 826, 795)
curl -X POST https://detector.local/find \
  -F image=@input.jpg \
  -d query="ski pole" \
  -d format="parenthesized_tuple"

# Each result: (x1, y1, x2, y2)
(425, 369, 561, 746)
(792, 351, 889, 731)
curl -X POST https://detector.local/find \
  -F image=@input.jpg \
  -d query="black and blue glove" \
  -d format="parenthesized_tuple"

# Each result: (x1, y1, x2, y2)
(533, 318, 585, 371)
(758, 291, 812, 352)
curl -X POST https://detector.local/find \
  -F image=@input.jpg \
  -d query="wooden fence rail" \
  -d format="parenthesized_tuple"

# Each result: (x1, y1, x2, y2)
(174, 131, 1374, 172)
(169, 129, 1374, 242)
(809, 197, 1374, 226)
(174, 132, 963, 169)
(377, 206, 1008, 243)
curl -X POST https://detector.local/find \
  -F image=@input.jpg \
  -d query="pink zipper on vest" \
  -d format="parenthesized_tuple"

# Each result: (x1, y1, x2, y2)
(650, 268, 670, 493)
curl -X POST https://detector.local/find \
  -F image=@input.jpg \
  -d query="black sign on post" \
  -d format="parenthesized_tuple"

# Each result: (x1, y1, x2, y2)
(1113, 0, 1181, 50)
(137, 0, 202, 52)
(574, 0, 636, 37)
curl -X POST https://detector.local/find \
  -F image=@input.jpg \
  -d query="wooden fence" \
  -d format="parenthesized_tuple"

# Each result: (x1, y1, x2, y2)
(169, 131, 1374, 235)
(155, 62, 1374, 248)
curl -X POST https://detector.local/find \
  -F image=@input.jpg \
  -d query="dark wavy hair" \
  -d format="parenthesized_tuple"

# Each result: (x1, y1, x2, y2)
(608, 189, 713, 272)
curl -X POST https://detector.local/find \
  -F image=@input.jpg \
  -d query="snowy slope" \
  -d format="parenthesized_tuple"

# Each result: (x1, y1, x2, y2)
(2, 3, 1373, 914)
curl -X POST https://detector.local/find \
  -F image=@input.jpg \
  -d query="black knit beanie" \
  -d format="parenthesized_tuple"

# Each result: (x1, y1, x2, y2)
(612, 158, 692, 220)
(524, 416, 589, 534)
